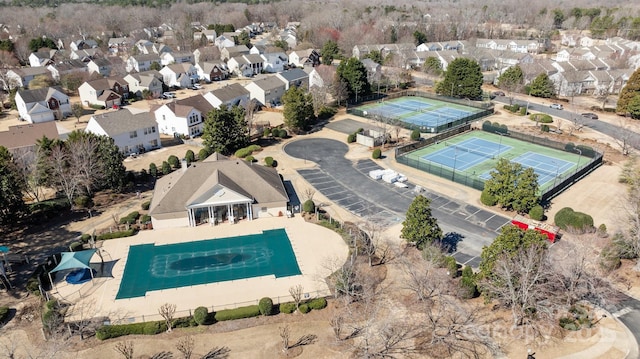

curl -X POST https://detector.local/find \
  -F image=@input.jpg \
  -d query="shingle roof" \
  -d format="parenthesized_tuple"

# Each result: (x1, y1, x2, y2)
(149, 154, 289, 217)
(17, 86, 66, 104)
(165, 94, 213, 117)
(0, 121, 59, 150)
(89, 109, 156, 136)
(132, 54, 161, 62)
(277, 68, 308, 82)
(249, 76, 286, 91)
(210, 83, 249, 102)
(9, 67, 50, 77)
(85, 77, 128, 91)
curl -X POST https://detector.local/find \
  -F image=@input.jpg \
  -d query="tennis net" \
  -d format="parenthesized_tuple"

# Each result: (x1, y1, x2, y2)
(385, 102, 426, 112)
(446, 143, 496, 159)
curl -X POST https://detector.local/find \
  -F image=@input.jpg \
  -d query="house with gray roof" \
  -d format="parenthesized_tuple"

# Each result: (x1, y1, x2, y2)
(46, 60, 88, 81)
(227, 54, 265, 77)
(4, 67, 51, 89)
(204, 83, 250, 108)
(15, 86, 71, 123)
(221, 45, 251, 61)
(87, 58, 113, 77)
(159, 63, 199, 88)
(124, 70, 163, 98)
(250, 46, 288, 73)
(0, 121, 59, 155)
(125, 54, 161, 73)
(149, 153, 289, 228)
(275, 68, 309, 90)
(195, 61, 228, 82)
(85, 109, 160, 155)
(244, 76, 287, 106)
(29, 51, 54, 67)
(154, 94, 213, 137)
(78, 76, 129, 108)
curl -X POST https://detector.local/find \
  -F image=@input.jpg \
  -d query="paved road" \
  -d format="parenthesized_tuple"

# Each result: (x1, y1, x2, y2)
(284, 138, 511, 268)
(494, 96, 640, 150)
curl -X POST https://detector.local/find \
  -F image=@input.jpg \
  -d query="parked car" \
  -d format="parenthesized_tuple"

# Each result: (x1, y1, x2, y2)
(550, 103, 563, 110)
(192, 83, 202, 90)
(581, 112, 599, 120)
(492, 91, 505, 96)
(162, 92, 176, 99)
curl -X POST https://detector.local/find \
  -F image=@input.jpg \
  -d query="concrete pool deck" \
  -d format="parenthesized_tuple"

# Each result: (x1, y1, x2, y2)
(52, 216, 349, 323)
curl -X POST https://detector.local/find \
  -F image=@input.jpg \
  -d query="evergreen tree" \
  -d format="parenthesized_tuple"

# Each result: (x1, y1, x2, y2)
(150, 62, 162, 71)
(97, 135, 126, 191)
(401, 195, 443, 250)
(481, 158, 540, 213)
(423, 57, 442, 75)
(202, 105, 249, 155)
(364, 49, 384, 65)
(237, 30, 252, 48)
(617, 67, 640, 117)
(336, 57, 371, 101)
(282, 86, 315, 132)
(321, 40, 341, 65)
(529, 73, 556, 98)
(435, 58, 483, 99)
(479, 225, 548, 279)
(0, 146, 27, 226)
(413, 30, 428, 45)
(497, 65, 524, 97)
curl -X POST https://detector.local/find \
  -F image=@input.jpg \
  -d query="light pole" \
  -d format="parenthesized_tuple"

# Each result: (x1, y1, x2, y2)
(452, 147, 458, 181)
(574, 148, 582, 176)
(495, 131, 506, 159)
(552, 160, 560, 188)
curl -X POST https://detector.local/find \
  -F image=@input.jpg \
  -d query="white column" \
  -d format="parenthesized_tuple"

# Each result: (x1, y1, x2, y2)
(208, 206, 214, 226)
(246, 203, 252, 221)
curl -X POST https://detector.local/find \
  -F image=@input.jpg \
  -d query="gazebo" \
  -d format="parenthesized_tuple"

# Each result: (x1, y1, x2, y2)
(48, 249, 97, 286)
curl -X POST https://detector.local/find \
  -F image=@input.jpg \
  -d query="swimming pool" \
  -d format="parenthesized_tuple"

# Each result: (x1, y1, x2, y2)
(115, 228, 301, 299)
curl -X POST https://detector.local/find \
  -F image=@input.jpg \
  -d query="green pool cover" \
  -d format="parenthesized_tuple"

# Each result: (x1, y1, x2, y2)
(116, 228, 301, 299)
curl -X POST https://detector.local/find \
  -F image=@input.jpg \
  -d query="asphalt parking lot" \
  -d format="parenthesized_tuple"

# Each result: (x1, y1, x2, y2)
(284, 138, 511, 267)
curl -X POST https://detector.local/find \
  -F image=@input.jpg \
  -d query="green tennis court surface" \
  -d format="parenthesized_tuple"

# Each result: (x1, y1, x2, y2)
(116, 228, 301, 299)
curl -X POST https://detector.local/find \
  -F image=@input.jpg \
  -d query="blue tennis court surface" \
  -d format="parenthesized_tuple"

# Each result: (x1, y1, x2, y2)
(422, 138, 512, 171)
(480, 152, 575, 185)
(116, 228, 301, 299)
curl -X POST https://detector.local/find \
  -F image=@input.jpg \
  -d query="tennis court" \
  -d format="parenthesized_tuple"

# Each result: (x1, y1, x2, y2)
(116, 228, 301, 299)
(400, 130, 586, 193)
(423, 138, 513, 171)
(357, 96, 484, 132)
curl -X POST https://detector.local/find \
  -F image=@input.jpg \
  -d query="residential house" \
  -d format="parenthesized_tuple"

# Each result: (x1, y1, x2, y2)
(135, 39, 153, 53)
(609, 69, 633, 94)
(221, 45, 250, 61)
(432, 50, 462, 71)
(70, 48, 103, 62)
(244, 76, 287, 106)
(69, 39, 98, 51)
(15, 86, 71, 123)
(462, 48, 497, 71)
(125, 54, 161, 73)
(195, 61, 228, 82)
(279, 30, 297, 49)
(496, 52, 534, 70)
(108, 37, 132, 55)
(275, 68, 309, 90)
(214, 35, 235, 49)
(550, 70, 591, 96)
(475, 39, 540, 54)
(193, 29, 216, 44)
(0, 122, 59, 155)
(250, 46, 287, 73)
(148, 153, 289, 229)
(360, 58, 383, 83)
(86, 109, 161, 155)
(519, 59, 558, 82)
(204, 83, 250, 108)
(288, 49, 321, 68)
(4, 67, 51, 89)
(352, 43, 415, 59)
(227, 54, 265, 77)
(193, 47, 221, 63)
(124, 70, 163, 98)
(160, 51, 195, 66)
(555, 48, 596, 62)
(580, 36, 595, 48)
(87, 58, 112, 77)
(29, 51, 54, 67)
(78, 76, 129, 108)
(159, 63, 199, 88)
(308, 64, 336, 89)
(153, 94, 213, 137)
(46, 60, 88, 81)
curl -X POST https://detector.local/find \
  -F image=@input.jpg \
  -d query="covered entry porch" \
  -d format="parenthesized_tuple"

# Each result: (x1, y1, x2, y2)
(187, 200, 253, 227)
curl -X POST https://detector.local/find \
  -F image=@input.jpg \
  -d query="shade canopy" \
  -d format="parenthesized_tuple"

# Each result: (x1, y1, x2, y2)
(50, 249, 97, 273)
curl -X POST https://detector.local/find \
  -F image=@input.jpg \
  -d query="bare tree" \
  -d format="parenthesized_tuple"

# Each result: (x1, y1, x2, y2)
(12, 147, 45, 202)
(302, 188, 315, 202)
(399, 255, 451, 303)
(279, 325, 290, 353)
(330, 76, 348, 107)
(289, 284, 304, 312)
(65, 299, 99, 340)
(71, 103, 84, 123)
(114, 341, 134, 359)
(67, 134, 102, 196)
(158, 303, 177, 332)
(176, 336, 195, 359)
(201, 346, 230, 359)
(50, 143, 81, 207)
(150, 352, 174, 359)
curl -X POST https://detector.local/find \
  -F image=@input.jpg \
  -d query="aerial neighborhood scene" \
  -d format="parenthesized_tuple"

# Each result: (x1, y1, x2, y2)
(4, 0, 640, 357)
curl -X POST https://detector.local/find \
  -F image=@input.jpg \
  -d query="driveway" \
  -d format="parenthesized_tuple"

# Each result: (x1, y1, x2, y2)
(284, 138, 511, 268)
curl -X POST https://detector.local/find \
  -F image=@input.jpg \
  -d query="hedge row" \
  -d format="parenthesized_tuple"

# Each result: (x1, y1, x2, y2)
(565, 143, 596, 158)
(529, 113, 553, 123)
(96, 321, 167, 340)
(97, 229, 137, 241)
(482, 120, 508, 134)
(119, 211, 140, 225)
(214, 305, 261, 322)
(234, 144, 262, 158)
(554, 207, 594, 233)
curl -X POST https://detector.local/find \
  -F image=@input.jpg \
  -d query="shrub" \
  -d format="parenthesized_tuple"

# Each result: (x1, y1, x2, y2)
(597, 224, 608, 238)
(318, 106, 337, 120)
(74, 195, 92, 208)
(69, 242, 83, 252)
(347, 133, 356, 143)
(530, 113, 553, 123)
(258, 297, 274, 316)
(264, 156, 274, 167)
(459, 266, 479, 299)
(45, 299, 58, 311)
(143, 321, 163, 335)
(280, 302, 297, 314)
(194, 306, 209, 325)
(541, 124, 550, 132)
(248, 144, 261, 152)
(303, 199, 315, 213)
(149, 163, 157, 177)
(0, 306, 9, 323)
(214, 305, 261, 321)
(198, 148, 211, 161)
(372, 148, 382, 159)
(119, 211, 140, 225)
(480, 190, 497, 206)
(185, 150, 195, 165)
(96, 322, 150, 340)
(554, 207, 594, 233)
(140, 214, 151, 224)
(246, 155, 255, 163)
(308, 297, 327, 310)
(411, 130, 421, 141)
(80, 234, 91, 242)
(235, 148, 252, 158)
(600, 244, 622, 272)
(97, 229, 136, 241)
(529, 205, 544, 221)
(89, 104, 105, 110)
(168, 155, 180, 169)
(161, 161, 171, 175)
(263, 128, 271, 137)
(278, 129, 288, 138)
(141, 201, 151, 210)
(298, 304, 310, 314)
(172, 316, 197, 328)
(445, 256, 458, 278)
